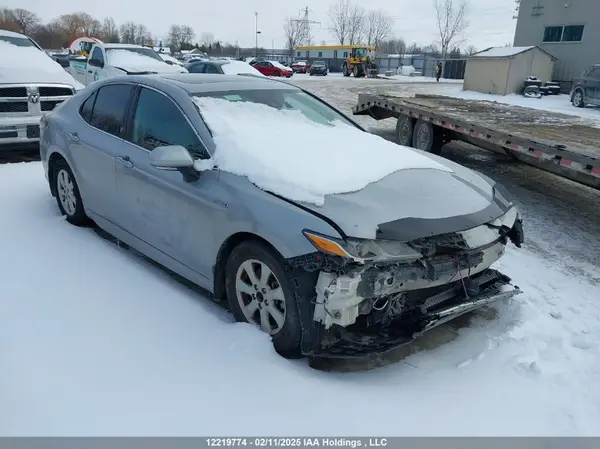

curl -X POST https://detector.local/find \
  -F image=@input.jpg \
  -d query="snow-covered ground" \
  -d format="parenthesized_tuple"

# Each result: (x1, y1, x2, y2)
(2, 75, 600, 436)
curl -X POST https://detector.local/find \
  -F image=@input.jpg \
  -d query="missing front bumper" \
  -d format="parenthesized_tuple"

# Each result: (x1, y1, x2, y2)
(305, 270, 521, 358)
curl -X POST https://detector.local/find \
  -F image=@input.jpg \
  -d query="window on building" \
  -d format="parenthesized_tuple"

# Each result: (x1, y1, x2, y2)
(543, 25, 584, 43)
(318, 51, 322, 57)
(305, 51, 309, 58)
(333, 50, 338, 59)
(297, 51, 301, 57)
(343, 51, 348, 57)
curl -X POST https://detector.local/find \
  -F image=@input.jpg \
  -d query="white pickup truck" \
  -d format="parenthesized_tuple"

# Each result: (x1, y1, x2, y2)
(0, 29, 82, 149)
(67, 43, 188, 86)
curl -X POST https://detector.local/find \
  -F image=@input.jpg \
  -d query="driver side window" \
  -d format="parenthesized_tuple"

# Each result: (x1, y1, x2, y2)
(188, 63, 205, 73)
(91, 47, 104, 65)
(130, 87, 208, 159)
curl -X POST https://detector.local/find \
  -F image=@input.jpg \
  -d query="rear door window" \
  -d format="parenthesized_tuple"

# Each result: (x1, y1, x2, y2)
(88, 84, 135, 138)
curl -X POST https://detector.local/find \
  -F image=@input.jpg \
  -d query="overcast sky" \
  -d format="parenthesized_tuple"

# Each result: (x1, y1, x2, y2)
(7, 0, 517, 50)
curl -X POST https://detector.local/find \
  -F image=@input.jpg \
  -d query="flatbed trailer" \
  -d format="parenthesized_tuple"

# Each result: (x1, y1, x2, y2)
(352, 93, 600, 190)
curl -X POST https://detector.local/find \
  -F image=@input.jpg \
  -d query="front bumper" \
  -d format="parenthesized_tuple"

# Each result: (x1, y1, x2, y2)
(306, 269, 521, 358)
(0, 115, 42, 148)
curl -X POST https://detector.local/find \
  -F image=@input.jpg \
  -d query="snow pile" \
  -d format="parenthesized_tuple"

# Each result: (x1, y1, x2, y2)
(106, 49, 174, 71)
(0, 41, 80, 86)
(221, 61, 264, 76)
(193, 96, 451, 205)
(396, 65, 416, 76)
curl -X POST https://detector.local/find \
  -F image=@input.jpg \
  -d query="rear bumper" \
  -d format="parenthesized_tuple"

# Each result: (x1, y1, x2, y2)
(304, 269, 521, 358)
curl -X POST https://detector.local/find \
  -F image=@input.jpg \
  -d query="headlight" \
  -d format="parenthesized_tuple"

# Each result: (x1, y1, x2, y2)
(303, 230, 423, 263)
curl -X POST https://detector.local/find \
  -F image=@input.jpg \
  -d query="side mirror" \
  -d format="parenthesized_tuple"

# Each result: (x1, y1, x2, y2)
(149, 145, 199, 182)
(88, 58, 104, 68)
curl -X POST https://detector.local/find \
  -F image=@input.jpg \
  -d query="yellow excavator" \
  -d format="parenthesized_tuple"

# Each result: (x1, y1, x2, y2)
(341, 46, 378, 78)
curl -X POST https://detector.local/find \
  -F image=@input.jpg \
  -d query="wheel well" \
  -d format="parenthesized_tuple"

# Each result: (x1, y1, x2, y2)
(48, 152, 67, 197)
(213, 232, 283, 303)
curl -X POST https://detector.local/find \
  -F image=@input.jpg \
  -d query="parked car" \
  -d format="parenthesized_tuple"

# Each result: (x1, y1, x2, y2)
(251, 60, 293, 77)
(309, 61, 328, 76)
(40, 74, 524, 358)
(185, 59, 264, 76)
(570, 64, 600, 108)
(291, 60, 310, 73)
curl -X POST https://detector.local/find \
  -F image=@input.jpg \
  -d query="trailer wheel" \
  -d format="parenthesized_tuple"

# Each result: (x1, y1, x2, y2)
(396, 115, 414, 147)
(412, 120, 443, 155)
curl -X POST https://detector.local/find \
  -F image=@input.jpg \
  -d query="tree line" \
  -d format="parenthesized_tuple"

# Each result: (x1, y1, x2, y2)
(0, 7, 222, 53)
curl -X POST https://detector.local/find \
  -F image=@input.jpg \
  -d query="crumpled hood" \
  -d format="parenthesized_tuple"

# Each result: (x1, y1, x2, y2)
(0, 51, 79, 86)
(296, 150, 512, 240)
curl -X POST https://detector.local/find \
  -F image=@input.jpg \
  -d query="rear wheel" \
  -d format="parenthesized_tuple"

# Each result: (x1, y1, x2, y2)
(572, 89, 585, 108)
(396, 115, 414, 147)
(412, 119, 443, 155)
(225, 241, 302, 358)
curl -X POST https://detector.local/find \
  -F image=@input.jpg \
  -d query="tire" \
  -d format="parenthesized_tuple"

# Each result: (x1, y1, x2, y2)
(274, 70, 281, 77)
(572, 89, 585, 108)
(225, 241, 302, 358)
(412, 119, 443, 155)
(396, 115, 414, 147)
(342, 64, 350, 77)
(52, 159, 90, 226)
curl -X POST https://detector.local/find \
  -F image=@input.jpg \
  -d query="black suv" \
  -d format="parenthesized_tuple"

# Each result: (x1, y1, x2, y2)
(570, 64, 600, 108)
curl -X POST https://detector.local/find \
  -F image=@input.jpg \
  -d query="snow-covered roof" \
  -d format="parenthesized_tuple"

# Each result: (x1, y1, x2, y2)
(471, 46, 536, 58)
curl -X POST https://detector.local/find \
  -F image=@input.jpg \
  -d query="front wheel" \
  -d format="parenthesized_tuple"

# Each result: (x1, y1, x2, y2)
(52, 159, 90, 226)
(572, 89, 585, 108)
(225, 241, 302, 358)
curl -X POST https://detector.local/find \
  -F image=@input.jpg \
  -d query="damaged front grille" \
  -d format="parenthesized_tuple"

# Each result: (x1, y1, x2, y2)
(408, 232, 469, 257)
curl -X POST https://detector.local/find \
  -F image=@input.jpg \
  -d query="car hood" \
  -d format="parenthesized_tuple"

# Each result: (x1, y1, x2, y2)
(0, 51, 80, 86)
(294, 152, 513, 241)
(112, 60, 188, 74)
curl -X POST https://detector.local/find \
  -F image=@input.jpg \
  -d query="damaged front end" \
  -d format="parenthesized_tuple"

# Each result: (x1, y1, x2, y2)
(288, 207, 524, 358)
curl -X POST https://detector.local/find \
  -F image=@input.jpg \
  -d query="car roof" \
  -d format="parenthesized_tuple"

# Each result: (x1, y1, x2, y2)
(104, 43, 148, 49)
(123, 74, 299, 94)
(0, 29, 28, 38)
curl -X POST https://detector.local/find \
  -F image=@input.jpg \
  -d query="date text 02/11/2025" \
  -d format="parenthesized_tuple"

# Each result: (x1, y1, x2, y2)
(205, 438, 389, 448)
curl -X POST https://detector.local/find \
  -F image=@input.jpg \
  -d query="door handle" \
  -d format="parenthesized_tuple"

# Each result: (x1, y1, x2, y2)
(116, 155, 134, 168)
(88, 70, 93, 73)
(67, 131, 80, 142)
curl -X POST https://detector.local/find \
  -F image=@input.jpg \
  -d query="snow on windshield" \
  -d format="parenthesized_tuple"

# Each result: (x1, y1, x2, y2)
(221, 61, 264, 76)
(193, 97, 451, 206)
(270, 61, 290, 71)
(106, 49, 169, 69)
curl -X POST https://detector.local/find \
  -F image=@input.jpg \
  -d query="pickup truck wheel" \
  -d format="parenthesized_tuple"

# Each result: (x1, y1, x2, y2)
(412, 120, 443, 155)
(396, 116, 414, 147)
(572, 89, 585, 108)
(225, 241, 302, 358)
(52, 159, 90, 226)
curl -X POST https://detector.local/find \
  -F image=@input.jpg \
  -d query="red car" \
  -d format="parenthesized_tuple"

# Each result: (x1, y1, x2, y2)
(252, 60, 293, 77)
(291, 61, 310, 73)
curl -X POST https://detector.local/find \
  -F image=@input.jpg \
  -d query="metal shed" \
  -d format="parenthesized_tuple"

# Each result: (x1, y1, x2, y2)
(463, 46, 556, 95)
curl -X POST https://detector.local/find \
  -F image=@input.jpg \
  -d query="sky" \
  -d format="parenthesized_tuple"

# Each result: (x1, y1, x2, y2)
(6, 0, 518, 51)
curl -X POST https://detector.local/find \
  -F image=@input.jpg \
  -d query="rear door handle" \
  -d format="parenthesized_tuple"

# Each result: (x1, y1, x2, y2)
(67, 131, 80, 142)
(116, 155, 134, 168)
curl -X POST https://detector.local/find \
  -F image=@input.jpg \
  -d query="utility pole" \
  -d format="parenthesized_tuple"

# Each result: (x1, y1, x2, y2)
(254, 12, 262, 58)
(291, 6, 320, 46)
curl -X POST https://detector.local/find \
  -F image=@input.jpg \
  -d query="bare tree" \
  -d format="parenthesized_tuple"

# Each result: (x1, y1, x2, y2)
(11, 8, 40, 34)
(119, 21, 137, 44)
(433, 0, 469, 59)
(101, 17, 119, 42)
(166, 24, 183, 50)
(347, 4, 365, 45)
(465, 44, 477, 55)
(200, 32, 215, 47)
(378, 38, 406, 55)
(283, 17, 306, 57)
(365, 9, 393, 48)
(180, 25, 196, 49)
(328, 0, 350, 45)
(135, 24, 152, 45)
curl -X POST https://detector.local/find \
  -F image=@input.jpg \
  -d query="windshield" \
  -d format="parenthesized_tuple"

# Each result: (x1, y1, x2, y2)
(193, 89, 357, 128)
(354, 48, 367, 57)
(106, 47, 163, 62)
(312, 61, 326, 66)
(0, 36, 41, 49)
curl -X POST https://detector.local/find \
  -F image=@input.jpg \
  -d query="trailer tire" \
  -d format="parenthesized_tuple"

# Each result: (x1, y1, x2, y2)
(412, 120, 443, 155)
(396, 115, 414, 147)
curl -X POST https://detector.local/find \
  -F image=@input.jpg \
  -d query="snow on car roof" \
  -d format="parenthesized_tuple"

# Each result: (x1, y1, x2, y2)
(0, 29, 28, 38)
(106, 49, 167, 68)
(192, 96, 451, 206)
(221, 60, 265, 76)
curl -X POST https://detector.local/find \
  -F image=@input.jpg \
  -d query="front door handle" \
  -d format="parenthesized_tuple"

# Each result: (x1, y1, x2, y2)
(67, 131, 80, 142)
(116, 155, 134, 168)
(88, 70, 93, 73)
